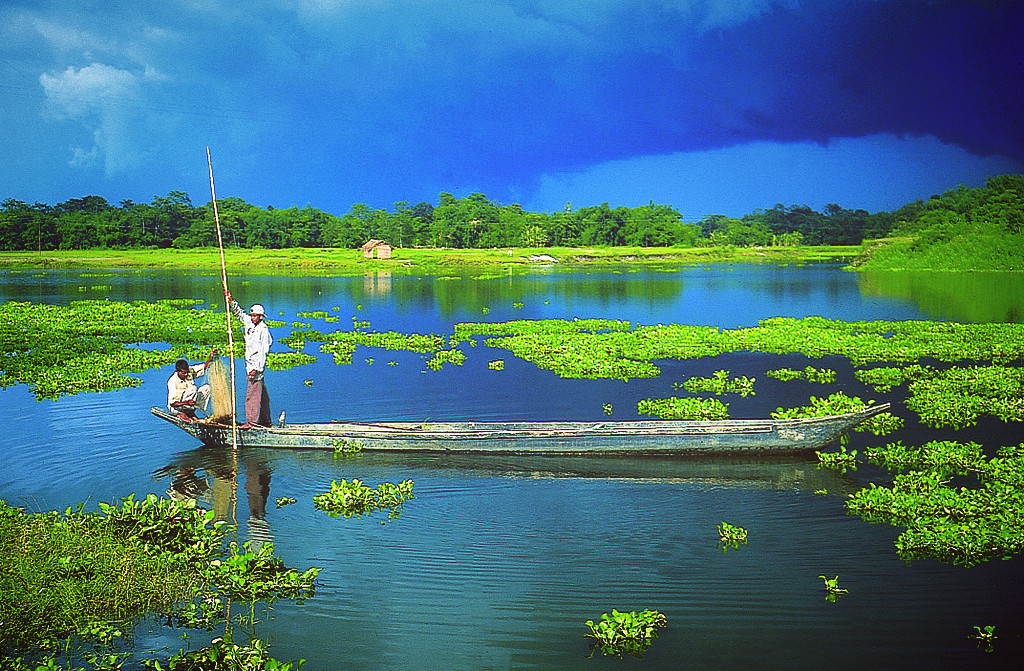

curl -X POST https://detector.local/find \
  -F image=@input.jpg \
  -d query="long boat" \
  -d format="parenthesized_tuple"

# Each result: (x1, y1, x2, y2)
(151, 402, 890, 456)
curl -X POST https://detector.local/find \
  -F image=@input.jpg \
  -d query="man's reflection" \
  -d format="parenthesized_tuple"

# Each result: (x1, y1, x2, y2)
(160, 448, 273, 548)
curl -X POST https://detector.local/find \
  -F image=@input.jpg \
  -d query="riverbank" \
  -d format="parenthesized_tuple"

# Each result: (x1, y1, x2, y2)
(0, 245, 858, 274)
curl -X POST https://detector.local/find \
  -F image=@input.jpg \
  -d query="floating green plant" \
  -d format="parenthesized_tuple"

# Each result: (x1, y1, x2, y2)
(772, 392, 901, 438)
(816, 446, 857, 473)
(426, 349, 466, 370)
(488, 359, 504, 370)
(971, 625, 997, 652)
(637, 396, 729, 420)
(331, 438, 364, 456)
(0, 494, 317, 664)
(266, 351, 317, 370)
(139, 635, 306, 671)
(864, 440, 986, 478)
(313, 479, 413, 520)
(718, 522, 748, 552)
(846, 443, 1024, 566)
(818, 575, 849, 601)
(906, 365, 1024, 428)
(766, 366, 836, 383)
(319, 329, 446, 365)
(0, 299, 228, 399)
(584, 609, 667, 658)
(603, 402, 613, 415)
(453, 317, 1024, 383)
(676, 369, 755, 397)
(275, 496, 297, 508)
(206, 540, 320, 602)
(855, 364, 934, 392)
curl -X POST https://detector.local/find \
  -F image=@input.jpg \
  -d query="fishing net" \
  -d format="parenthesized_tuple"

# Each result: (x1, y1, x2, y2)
(206, 357, 234, 423)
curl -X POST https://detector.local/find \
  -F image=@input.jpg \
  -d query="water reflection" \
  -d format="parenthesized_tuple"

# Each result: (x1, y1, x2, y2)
(861, 270, 1024, 323)
(362, 270, 391, 296)
(160, 447, 858, 496)
(157, 447, 273, 548)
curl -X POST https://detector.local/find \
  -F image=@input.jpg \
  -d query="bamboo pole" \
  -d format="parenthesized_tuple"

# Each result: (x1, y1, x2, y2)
(207, 147, 239, 451)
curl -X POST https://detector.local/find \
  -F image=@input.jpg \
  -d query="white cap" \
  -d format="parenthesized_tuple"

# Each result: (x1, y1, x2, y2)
(249, 304, 266, 315)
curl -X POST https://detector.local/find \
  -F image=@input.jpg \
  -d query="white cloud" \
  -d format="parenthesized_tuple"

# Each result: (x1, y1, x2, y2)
(528, 134, 1024, 217)
(39, 63, 145, 174)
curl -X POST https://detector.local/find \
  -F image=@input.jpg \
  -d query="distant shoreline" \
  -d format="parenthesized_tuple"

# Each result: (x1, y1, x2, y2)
(0, 245, 860, 274)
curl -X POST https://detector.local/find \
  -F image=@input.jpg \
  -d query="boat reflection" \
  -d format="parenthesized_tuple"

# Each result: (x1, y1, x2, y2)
(158, 446, 859, 499)
(340, 452, 862, 493)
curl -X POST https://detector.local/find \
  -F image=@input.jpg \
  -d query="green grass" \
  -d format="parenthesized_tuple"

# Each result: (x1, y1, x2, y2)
(0, 501, 193, 649)
(0, 244, 860, 275)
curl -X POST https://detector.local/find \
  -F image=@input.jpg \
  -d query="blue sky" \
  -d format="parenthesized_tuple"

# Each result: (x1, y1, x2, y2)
(1, 0, 1021, 219)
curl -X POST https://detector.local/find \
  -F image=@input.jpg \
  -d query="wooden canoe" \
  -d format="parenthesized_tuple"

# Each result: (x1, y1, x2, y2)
(151, 402, 890, 456)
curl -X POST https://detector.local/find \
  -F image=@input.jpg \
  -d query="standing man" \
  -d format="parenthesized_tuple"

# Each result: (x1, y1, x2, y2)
(226, 291, 273, 427)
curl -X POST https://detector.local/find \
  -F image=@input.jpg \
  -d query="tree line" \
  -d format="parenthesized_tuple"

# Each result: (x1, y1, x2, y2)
(1, 175, 1019, 252)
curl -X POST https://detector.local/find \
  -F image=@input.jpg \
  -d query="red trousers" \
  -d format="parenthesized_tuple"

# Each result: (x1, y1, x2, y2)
(245, 376, 272, 427)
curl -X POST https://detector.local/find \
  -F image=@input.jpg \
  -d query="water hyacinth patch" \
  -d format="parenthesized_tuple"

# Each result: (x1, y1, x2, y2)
(845, 443, 1024, 566)
(863, 440, 987, 477)
(637, 396, 729, 420)
(206, 541, 320, 602)
(677, 369, 755, 397)
(267, 351, 317, 370)
(0, 493, 319, 661)
(972, 625, 997, 652)
(855, 364, 935, 393)
(451, 317, 1024, 393)
(313, 479, 414, 520)
(718, 522, 748, 552)
(816, 446, 858, 473)
(0, 299, 233, 399)
(766, 366, 836, 383)
(906, 365, 1024, 428)
(818, 575, 849, 602)
(772, 392, 901, 437)
(584, 609, 667, 658)
(318, 329, 447, 365)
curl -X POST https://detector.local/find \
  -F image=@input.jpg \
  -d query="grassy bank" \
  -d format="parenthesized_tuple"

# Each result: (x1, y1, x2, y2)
(0, 245, 858, 275)
(0, 495, 317, 668)
(0, 500, 193, 649)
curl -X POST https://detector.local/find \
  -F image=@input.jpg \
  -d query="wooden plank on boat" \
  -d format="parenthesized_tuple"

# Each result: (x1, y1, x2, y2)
(151, 402, 890, 456)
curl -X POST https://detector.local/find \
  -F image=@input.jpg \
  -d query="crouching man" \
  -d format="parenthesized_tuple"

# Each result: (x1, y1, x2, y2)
(167, 348, 218, 422)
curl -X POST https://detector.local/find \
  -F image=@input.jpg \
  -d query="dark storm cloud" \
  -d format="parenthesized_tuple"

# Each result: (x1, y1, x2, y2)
(0, 0, 1020, 214)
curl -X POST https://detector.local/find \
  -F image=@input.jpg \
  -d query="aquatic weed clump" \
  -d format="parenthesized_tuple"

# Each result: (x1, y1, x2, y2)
(584, 609, 667, 658)
(846, 443, 1024, 566)
(313, 478, 414, 520)
(677, 369, 755, 397)
(906, 365, 1024, 428)
(0, 299, 232, 399)
(0, 496, 220, 649)
(637, 396, 728, 420)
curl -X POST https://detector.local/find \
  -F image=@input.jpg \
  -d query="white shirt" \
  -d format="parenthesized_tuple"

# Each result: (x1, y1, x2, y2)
(230, 300, 273, 375)
(167, 363, 207, 411)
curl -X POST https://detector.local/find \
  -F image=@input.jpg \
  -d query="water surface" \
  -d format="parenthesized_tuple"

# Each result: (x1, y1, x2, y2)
(1, 264, 1021, 670)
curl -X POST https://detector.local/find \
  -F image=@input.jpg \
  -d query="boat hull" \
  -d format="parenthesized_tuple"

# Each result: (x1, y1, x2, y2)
(151, 403, 890, 455)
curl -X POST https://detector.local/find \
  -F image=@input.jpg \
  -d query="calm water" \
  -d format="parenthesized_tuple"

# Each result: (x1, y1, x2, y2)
(1, 264, 1022, 670)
